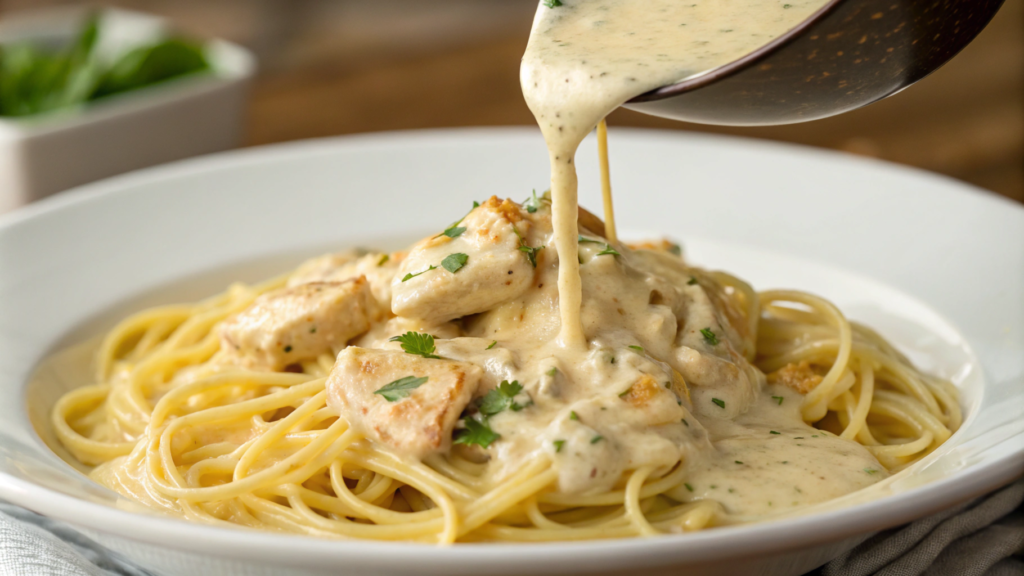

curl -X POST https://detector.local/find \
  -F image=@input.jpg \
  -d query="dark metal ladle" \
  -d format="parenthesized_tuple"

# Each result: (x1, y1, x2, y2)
(624, 0, 1006, 126)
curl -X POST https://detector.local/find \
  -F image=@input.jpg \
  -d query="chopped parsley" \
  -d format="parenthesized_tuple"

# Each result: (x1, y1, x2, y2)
(454, 416, 500, 448)
(578, 235, 602, 244)
(442, 226, 466, 239)
(401, 265, 436, 282)
(569, 411, 579, 421)
(700, 327, 719, 346)
(668, 243, 682, 256)
(547, 367, 558, 377)
(590, 435, 604, 444)
(681, 418, 689, 427)
(436, 202, 479, 238)
(523, 189, 545, 213)
(712, 398, 725, 409)
(512, 224, 543, 268)
(619, 387, 632, 397)
(309, 327, 317, 333)
(596, 244, 620, 257)
(628, 345, 644, 353)
(864, 468, 879, 475)
(389, 332, 441, 359)
(553, 439, 566, 453)
(441, 252, 469, 273)
(479, 380, 525, 416)
(283, 345, 293, 353)
(543, 0, 563, 7)
(374, 375, 428, 402)
(772, 395, 785, 405)
(735, 460, 744, 464)
(519, 244, 543, 268)
(687, 276, 698, 285)
(684, 483, 694, 492)
(377, 254, 390, 266)
(770, 430, 781, 435)
(486, 340, 498, 350)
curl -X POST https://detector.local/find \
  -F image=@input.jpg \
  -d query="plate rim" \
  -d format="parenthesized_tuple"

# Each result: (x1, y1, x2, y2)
(1, 127, 1022, 570)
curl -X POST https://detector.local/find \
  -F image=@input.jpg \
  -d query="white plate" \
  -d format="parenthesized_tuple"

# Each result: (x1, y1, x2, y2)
(0, 128, 1021, 576)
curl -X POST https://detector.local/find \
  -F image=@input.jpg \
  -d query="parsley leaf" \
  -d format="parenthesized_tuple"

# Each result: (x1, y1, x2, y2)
(628, 345, 644, 353)
(668, 243, 682, 256)
(441, 252, 469, 273)
(772, 395, 784, 405)
(578, 235, 603, 244)
(569, 411, 579, 421)
(389, 332, 440, 359)
(401, 265, 436, 282)
(486, 340, 498, 350)
(700, 327, 719, 346)
(480, 380, 525, 416)
(553, 439, 565, 452)
(377, 254, 390, 266)
(712, 398, 726, 408)
(519, 244, 543, 267)
(546, 367, 558, 377)
(684, 482, 694, 492)
(454, 416, 500, 448)
(597, 244, 620, 257)
(864, 468, 878, 474)
(523, 189, 543, 213)
(374, 375, 428, 402)
(543, 0, 563, 7)
(443, 226, 466, 239)
(687, 276, 698, 285)
(590, 435, 604, 444)
(512, 224, 543, 268)
(770, 430, 781, 435)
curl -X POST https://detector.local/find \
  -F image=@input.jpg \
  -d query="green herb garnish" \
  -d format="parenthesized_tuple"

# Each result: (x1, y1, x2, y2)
(684, 483, 694, 492)
(480, 380, 525, 416)
(442, 226, 466, 239)
(772, 395, 784, 405)
(486, 340, 498, 350)
(547, 367, 558, 377)
(770, 430, 781, 435)
(700, 327, 719, 346)
(590, 435, 604, 444)
(543, 0, 563, 7)
(668, 243, 682, 256)
(401, 265, 436, 282)
(712, 398, 725, 408)
(569, 411, 579, 421)
(865, 468, 878, 475)
(553, 440, 565, 452)
(519, 244, 543, 268)
(628, 345, 644, 353)
(687, 276, 698, 285)
(441, 252, 469, 273)
(578, 235, 602, 244)
(374, 375, 428, 402)
(597, 244, 620, 257)
(523, 189, 544, 213)
(377, 254, 390, 266)
(454, 416, 500, 448)
(389, 332, 441, 359)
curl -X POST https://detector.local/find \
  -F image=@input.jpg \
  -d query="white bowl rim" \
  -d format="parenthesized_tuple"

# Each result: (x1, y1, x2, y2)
(0, 128, 1021, 572)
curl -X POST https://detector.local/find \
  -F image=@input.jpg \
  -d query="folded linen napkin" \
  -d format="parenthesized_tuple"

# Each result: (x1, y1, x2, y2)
(1, 480, 1022, 576)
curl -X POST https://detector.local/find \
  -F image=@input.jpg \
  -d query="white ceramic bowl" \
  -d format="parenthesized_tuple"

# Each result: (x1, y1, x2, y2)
(0, 128, 1021, 576)
(0, 7, 254, 213)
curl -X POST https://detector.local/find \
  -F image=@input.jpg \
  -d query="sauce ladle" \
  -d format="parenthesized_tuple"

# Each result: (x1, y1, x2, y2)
(624, 0, 1006, 126)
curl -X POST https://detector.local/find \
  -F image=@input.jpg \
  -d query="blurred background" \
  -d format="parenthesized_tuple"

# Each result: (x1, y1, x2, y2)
(1, 0, 1021, 204)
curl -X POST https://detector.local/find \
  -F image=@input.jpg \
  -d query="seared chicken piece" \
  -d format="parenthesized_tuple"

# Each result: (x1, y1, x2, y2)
(289, 251, 406, 314)
(391, 197, 536, 324)
(220, 278, 373, 370)
(327, 347, 482, 458)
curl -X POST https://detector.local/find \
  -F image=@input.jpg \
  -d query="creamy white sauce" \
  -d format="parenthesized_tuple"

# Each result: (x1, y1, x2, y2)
(521, 0, 826, 343)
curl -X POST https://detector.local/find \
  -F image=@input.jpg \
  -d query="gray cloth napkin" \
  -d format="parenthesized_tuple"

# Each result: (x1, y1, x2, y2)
(1, 480, 1022, 576)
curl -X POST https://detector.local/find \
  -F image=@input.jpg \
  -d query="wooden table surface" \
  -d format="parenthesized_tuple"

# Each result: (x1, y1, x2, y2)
(6, 0, 1022, 203)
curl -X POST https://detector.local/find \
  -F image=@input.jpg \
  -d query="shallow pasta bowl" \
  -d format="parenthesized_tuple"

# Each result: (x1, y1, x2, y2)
(0, 128, 1022, 576)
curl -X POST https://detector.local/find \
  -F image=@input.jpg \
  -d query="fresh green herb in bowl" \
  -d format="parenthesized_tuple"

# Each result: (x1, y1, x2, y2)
(0, 13, 209, 118)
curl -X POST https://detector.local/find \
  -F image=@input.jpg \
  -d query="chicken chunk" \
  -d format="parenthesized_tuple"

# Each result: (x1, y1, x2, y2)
(327, 347, 482, 458)
(391, 197, 536, 323)
(767, 360, 824, 394)
(220, 278, 373, 370)
(288, 251, 405, 313)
